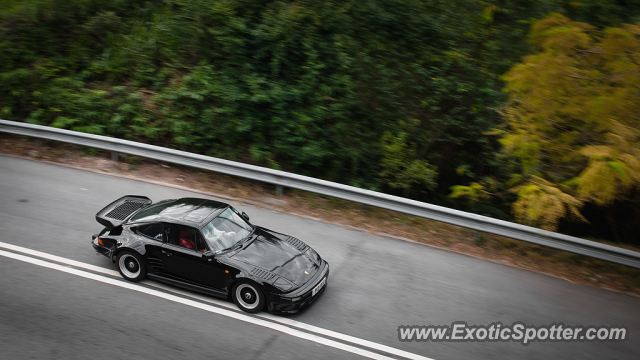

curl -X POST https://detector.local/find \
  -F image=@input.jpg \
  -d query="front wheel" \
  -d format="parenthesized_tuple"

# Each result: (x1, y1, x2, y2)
(231, 281, 265, 313)
(117, 251, 146, 282)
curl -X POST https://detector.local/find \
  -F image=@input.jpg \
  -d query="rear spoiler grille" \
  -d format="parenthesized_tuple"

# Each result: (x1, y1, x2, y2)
(105, 200, 147, 220)
(96, 195, 152, 229)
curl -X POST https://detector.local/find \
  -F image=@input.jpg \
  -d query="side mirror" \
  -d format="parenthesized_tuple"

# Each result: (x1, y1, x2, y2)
(202, 251, 215, 261)
(241, 211, 250, 221)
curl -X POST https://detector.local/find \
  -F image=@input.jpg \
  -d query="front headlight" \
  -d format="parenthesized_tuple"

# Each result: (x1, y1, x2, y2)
(305, 247, 321, 264)
(273, 277, 293, 291)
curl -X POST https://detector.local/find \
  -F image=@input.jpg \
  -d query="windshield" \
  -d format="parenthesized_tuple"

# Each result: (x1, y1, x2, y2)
(201, 208, 253, 252)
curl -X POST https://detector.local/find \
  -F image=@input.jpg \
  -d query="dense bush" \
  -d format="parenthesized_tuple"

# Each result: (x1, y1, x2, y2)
(1, 0, 639, 243)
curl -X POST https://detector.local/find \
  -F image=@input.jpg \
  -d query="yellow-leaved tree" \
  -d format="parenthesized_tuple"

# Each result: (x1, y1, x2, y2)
(453, 14, 640, 239)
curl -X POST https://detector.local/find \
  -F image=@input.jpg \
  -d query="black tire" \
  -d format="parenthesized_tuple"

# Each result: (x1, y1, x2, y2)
(116, 251, 146, 282)
(231, 281, 265, 313)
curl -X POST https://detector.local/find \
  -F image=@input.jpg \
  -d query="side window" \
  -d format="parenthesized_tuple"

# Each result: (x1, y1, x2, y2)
(195, 232, 208, 253)
(136, 223, 163, 241)
(169, 224, 208, 252)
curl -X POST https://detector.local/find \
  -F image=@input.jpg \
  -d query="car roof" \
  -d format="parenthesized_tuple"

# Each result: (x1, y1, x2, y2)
(128, 197, 228, 226)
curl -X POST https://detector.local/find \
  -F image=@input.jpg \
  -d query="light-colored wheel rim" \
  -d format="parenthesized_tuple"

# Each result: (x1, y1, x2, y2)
(236, 283, 260, 310)
(119, 254, 140, 278)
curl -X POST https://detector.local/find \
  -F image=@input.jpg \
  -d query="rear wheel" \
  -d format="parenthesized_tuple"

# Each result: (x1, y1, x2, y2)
(232, 281, 265, 313)
(117, 251, 146, 282)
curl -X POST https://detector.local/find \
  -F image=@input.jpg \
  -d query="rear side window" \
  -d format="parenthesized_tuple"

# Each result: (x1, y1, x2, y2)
(136, 223, 163, 241)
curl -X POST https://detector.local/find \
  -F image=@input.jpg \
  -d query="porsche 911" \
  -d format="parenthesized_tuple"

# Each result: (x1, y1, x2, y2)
(91, 195, 329, 313)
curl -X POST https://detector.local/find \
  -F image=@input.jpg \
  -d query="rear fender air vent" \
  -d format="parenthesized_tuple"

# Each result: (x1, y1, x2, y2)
(147, 256, 165, 271)
(283, 236, 307, 251)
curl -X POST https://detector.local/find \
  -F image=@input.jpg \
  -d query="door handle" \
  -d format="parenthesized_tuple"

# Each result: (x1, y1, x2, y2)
(163, 250, 172, 256)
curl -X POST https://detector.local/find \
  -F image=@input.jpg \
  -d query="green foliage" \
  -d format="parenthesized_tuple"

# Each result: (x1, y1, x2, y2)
(577, 122, 640, 205)
(510, 176, 587, 231)
(449, 182, 490, 202)
(379, 131, 437, 192)
(78, 146, 100, 156)
(473, 231, 487, 246)
(0, 0, 571, 179)
(2, 0, 640, 242)
(497, 13, 640, 235)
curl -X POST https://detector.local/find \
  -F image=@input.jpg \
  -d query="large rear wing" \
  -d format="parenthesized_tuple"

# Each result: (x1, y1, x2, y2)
(96, 195, 152, 229)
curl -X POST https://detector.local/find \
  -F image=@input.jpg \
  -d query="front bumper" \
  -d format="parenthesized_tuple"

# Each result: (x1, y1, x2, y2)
(266, 260, 329, 314)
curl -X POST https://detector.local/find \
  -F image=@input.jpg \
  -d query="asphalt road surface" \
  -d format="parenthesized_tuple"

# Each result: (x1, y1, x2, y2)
(1, 154, 639, 360)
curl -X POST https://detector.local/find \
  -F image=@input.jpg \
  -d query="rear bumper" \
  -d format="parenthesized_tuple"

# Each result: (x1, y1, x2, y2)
(92, 237, 113, 259)
(266, 261, 329, 314)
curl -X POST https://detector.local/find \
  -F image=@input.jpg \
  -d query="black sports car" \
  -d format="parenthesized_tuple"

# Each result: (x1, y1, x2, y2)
(91, 195, 329, 313)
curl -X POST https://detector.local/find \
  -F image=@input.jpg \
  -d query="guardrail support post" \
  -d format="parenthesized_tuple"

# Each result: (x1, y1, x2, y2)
(111, 151, 118, 162)
(275, 185, 283, 196)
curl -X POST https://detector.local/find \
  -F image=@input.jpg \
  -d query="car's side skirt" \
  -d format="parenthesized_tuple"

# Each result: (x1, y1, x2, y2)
(147, 273, 228, 299)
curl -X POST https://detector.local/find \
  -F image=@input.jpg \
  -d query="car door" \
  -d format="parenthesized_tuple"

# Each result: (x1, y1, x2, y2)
(161, 223, 230, 290)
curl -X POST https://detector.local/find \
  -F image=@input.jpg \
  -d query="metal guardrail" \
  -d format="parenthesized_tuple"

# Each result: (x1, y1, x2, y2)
(2, 119, 640, 269)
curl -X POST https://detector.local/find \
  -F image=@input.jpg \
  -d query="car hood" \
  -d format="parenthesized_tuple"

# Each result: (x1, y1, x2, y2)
(230, 228, 319, 286)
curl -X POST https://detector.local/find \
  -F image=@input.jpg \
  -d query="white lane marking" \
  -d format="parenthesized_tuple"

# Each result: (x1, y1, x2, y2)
(146, 281, 433, 360)
(0, 241, 120, 277)
(261, 314, 429, 360)
(0, 250, 406, 360)
(0, 242, 435, 360)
